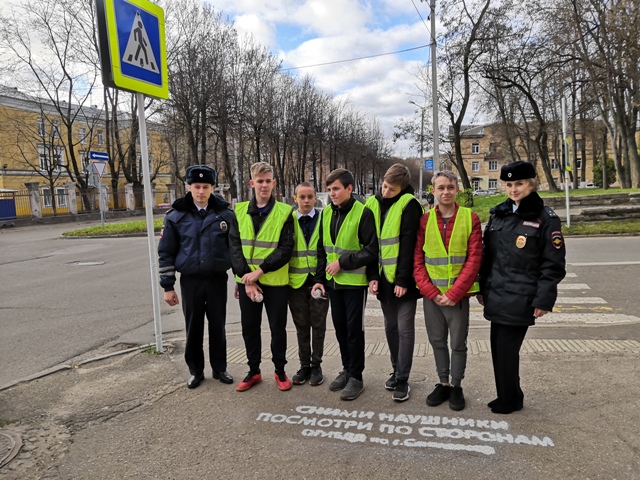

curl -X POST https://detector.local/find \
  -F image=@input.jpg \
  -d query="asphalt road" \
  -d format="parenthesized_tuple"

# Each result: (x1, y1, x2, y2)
(1, 223, 639, 387)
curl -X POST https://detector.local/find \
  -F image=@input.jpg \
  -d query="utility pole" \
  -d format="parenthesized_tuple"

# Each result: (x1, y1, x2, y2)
(430, 0, 439, 172)
(410, 101, 425, 199)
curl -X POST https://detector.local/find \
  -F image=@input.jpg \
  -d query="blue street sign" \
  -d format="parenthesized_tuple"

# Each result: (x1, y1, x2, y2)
(425, 159, 434, 171)
(89, 151, 110, 161)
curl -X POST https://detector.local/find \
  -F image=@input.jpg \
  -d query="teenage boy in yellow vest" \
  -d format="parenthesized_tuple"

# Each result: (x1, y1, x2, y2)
(312, 168, 378, 401)
(413, 171, 482, 411)
(365, 164, 423, 402)
(230, 162, 294, 392)
(288, 182, 330, 386)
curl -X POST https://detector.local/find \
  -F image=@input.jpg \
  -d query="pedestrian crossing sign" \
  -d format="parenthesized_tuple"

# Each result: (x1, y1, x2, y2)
(96, 0, 168, 99)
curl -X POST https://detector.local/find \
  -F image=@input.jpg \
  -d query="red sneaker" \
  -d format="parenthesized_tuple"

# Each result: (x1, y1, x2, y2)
(274, 372, 292, 391)
(236, 372, 262, 392)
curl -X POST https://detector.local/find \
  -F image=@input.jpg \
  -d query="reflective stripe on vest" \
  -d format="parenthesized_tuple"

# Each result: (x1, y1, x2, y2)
(235, 201, 292, 286)
(365, 193, 422, 283)
(423, 207, 479, 294)
(322, 201, 368, 286)
(289, 211, 320, 289)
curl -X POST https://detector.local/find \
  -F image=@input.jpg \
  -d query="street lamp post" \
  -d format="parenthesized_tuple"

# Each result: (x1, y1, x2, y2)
(409, 100, 425, 200)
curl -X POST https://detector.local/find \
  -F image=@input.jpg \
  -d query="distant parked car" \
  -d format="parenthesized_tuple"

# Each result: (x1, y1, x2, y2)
(585, 182, 595, 188)
(473, 189, 490, 196)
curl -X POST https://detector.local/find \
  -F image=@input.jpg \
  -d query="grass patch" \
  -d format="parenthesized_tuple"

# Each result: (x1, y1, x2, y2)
(470, 194, 507, 223)
(539, 188, 639, 197)
(564, 220, 640, 236)
(0, 418, 17, 427)
(63, 219, 163, 237)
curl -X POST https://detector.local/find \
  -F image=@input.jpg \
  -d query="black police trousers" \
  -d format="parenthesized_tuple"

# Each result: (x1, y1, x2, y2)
(180, 273, 228, 375)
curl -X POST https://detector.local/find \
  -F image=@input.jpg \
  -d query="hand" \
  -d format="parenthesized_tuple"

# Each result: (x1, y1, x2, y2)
(242, 268, 263, 285)
(245, 283, 263, 302)
(234, 284, 239, 300)
(394, 286, 407, 298)
(534, 308, 548, 318)
(312, 283, 326, 298)
(434, 294, 455, 307)
(476, 294, 484, 306)
(164, 291, 179, 306)
(325, 260, 341, 277)
(369, 280, 379, 295)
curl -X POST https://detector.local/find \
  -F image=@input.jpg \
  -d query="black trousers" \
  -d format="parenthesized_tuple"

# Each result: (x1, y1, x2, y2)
(238, 284, 289, 373)
(180, 274, 228, 375)
(329, 287, 367, 381)
(490, 322, 529, 405)
(288, 285, 329, 368)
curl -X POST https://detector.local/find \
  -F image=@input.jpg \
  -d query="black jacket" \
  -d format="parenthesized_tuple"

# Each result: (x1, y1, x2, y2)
(370, 186, 422, 303)
(314, 196, 379, 290)
(229, 195, 294, 279)
(479, 191, 566, 326)
(158, 193, 236, 291)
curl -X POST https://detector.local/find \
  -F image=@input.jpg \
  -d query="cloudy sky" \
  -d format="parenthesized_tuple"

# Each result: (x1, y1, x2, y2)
(206, 0, 436, 157)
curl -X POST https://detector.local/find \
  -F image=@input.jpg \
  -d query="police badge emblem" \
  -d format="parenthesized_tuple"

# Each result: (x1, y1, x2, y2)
(516, 235, 527, 248)
(220, 221, 228, 232)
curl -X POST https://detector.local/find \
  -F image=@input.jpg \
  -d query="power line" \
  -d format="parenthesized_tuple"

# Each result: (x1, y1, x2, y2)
(411, 0, 431, 34)
(279, 44, 429, 72)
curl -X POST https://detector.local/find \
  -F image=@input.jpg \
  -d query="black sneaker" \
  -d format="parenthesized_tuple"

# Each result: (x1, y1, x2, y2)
(426, 383, 451, 406)
(449, 386, 465, 411)
(292, 366, 312, 385)
(384, 373, 397, 391)
(392, 380, 410, 402)
(309, 366, 324, 386)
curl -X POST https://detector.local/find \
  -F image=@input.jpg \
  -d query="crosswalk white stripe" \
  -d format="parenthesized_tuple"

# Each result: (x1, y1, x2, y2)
(558, 283, 590, 290)
(549, 297, 607, 304)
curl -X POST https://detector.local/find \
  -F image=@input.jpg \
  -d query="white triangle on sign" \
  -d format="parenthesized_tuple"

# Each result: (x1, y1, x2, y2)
(93, 161, 107, 178)
(121, 11, 159, 73)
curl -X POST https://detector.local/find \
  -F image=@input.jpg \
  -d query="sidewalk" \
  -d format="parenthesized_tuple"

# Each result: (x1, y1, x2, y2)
(1, 315, 639, 479)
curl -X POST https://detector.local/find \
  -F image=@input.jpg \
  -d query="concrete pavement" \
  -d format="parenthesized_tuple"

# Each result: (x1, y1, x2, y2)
(2, 276, 640, 479)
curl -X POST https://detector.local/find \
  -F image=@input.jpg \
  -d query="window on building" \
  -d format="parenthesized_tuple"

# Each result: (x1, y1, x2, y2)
(472, 179, 480, 190)
(488, 179, 497, 190)
(52, 120, 61, 138)
(78, 127, 87, 144)
(472, 143, 480, 154)
(576, 140, 583, 151)
(97, 130, 104, 145)
(489, 160, 498, 171)
(488, 142, 497, 154)
(38, 145, 65, 171)
(551, 159, 559, 170)
(472, 161, 479, 172)
(41, 187, 67, 208)
(37, 117, 46, 136)
(576, 158, 582, 169)
(80, 151, 89, 173)
(137, 153, 153, 174)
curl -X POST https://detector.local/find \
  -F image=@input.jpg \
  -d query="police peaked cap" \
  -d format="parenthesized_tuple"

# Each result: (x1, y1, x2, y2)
(500, 161, 536, 181)
(186, 165, 217, 185)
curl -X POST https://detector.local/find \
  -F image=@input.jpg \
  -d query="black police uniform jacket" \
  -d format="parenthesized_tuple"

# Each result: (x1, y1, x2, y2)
(479, 191, 566, 326)
(158, 192, 236, 291)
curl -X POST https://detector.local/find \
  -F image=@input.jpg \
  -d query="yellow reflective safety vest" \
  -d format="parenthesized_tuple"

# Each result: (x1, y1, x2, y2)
(423, 207, 479, 294)
(235, 200, 292, 286)
(365, 193, 422, 283)
(322, 201, 368, 286)
(289, 211, 320, 289)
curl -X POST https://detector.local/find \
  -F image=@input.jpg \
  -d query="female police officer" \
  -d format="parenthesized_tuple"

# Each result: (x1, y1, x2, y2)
(477, 161, 566, 414)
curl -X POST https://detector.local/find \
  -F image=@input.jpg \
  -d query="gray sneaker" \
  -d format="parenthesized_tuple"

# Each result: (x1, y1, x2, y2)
(340, 377, 364, 401)
(309, 366, 324, 386)
(329, 370, 350, 391)
(384, 373, 397, 391)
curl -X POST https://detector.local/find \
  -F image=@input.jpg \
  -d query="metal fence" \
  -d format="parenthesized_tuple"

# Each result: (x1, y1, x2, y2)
(2, 184, 174, 219)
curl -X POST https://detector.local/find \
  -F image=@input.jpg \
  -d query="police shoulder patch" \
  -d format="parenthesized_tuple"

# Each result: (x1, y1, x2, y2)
(551, 230, 564, 249)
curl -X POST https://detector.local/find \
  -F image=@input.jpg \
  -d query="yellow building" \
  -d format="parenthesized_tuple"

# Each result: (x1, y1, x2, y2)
(450, 124, 597, 192)
(0, 86, 173, 217)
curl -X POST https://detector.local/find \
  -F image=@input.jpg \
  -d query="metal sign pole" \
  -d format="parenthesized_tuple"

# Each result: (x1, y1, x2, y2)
(561, 97, 571, 227)
(99, 182, 105, 227)
(137, 92, 163, 352)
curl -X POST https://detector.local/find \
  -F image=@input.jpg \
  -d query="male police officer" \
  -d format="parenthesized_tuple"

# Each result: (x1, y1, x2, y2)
(158, 165, 236, 389)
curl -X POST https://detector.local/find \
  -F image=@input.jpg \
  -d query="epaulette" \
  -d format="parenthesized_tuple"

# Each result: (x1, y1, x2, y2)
(544, 206, 558, 217)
